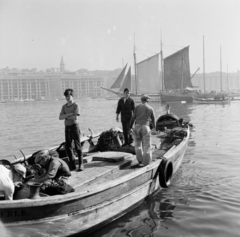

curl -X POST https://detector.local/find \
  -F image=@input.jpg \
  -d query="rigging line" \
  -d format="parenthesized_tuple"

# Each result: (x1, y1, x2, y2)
(135, 47, 160, 56)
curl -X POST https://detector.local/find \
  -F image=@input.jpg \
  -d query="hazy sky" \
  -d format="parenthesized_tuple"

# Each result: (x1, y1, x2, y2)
(0, 0, 240, 73)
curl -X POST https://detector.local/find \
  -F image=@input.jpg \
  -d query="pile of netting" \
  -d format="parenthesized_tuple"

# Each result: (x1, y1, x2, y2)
(159, 127, 188, 151)
(97, 127, 124, 152)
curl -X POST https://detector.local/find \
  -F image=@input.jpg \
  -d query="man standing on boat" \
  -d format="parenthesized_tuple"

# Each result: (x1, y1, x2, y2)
(116, 88, 135, 146)
(130, 94, 156, 166)
(59, 89, 83, 171)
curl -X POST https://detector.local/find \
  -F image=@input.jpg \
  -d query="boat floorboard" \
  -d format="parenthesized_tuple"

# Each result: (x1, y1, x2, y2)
(13, 149, 167, 200)
(70, 153, 134, 190)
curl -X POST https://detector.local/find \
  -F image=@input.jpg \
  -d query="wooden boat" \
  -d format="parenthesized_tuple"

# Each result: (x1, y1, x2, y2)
(160, 91, 193, 103)
(193, 96, 230, 104)
(0, 115, 190, 237)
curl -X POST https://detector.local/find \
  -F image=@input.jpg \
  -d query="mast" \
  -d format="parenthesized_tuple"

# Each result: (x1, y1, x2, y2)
(203, 35, 205, 91)
(134, 34, 137, 95)
(238, 68, 239, 92)
(220, 45, 222, 92)
(160, 30, 164, 90)
(227, 64, 228, 91)
(181, 57, 184, 91)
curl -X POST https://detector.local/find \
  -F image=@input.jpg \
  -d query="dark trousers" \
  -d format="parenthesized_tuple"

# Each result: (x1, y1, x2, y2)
(122, 120, 131, 145)
(65, 124, 83, 170)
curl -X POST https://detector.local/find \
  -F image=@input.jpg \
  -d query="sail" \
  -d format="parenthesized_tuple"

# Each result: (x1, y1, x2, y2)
(110, 64, 127, 89)
(136, 54, 160, 94)
(163, 46, 192, 90)
(120, 66, 131, 92)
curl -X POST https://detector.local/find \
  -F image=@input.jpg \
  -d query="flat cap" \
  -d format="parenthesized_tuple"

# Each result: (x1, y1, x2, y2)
(141, 94, 151, 102)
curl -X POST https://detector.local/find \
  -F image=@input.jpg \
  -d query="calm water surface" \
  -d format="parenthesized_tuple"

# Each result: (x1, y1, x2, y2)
(1, 99, 240, 237)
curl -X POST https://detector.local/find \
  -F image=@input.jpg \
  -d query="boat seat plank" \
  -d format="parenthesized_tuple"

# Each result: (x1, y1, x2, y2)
(78, 156, 144, 189)
(70, 152, 134, 189)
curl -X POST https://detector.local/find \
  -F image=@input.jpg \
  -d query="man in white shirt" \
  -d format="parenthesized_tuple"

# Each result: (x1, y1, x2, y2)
(0, 163, 26, 200)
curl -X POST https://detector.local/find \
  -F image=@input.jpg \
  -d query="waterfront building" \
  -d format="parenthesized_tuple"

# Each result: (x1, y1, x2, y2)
(0, 58, 105, 102)
(0, 73, 51, 101)
(192, 71, 240, 92)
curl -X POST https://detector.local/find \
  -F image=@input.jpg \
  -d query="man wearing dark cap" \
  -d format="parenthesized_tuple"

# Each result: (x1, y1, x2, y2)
(130, 94, 156, 166)
(116, 88, 135, 146)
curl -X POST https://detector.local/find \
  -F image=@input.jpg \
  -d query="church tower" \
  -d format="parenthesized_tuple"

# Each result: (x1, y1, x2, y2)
(60, 56, 65, 72)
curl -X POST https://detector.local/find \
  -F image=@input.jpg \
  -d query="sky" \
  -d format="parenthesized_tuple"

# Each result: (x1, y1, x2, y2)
(0, 0, 240, 73)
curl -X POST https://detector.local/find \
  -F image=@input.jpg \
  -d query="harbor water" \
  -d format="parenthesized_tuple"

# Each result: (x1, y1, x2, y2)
(1, 99, 240, 237)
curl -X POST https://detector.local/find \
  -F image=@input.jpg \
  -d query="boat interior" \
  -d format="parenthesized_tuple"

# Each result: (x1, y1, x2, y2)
(0, 114, 190, 201)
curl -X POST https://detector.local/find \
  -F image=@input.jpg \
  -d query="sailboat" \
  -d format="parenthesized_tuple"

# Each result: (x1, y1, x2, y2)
(102, 64, 132, 100)
(160, 46, 198, 103)
(193, 38, 230, 104)
(102, 45, 161, 102)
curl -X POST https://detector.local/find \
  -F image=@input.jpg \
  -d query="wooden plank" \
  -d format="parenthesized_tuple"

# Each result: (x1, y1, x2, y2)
(84, 151, 132, 163)
(92, 151, 128, 162)
(92, 156, 124, 162)
(69, 155, 134, 189)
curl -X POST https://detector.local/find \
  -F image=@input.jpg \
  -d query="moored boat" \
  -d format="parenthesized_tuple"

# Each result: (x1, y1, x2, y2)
(160, 91, 193, 103)
(160, 46, 198, 103)
(193, 97, 230, 104)
(0, 114, 190, 237)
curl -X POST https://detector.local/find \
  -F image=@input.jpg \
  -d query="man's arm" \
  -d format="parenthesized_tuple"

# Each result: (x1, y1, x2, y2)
(32, 174, 49, 183)
(116, 99, 121, 122)
(131, 99, 135, 113)
(33, 161, 60, 183)
(129, 109, 136, 129)
(67, 115, 78, 120)
(59, 113, 74, 120)
(67, 104, 80, 120)
(150, 109, 156, 130)
(59, 105, 75, 120)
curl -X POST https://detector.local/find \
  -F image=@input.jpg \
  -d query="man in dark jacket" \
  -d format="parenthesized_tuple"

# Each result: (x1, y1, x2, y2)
(116, 88, 135, 146)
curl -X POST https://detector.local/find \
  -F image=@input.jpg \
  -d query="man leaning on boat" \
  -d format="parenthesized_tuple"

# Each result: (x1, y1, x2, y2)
(130, 94, 156, 166)
(32, 150, 74, 195)
(116, 88, 135, 147)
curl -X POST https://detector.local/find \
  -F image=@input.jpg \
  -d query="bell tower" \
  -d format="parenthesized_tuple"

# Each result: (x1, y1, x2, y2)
(60, 56, 65, 72)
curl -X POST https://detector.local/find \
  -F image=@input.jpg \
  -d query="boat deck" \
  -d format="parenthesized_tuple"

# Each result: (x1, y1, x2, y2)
(13, 145, 167, 200)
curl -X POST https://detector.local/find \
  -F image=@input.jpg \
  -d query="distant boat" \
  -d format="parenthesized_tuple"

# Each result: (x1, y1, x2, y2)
(102, 41, 161, 102)
(193, 97, 230, 104)
(160, 46, 198, 103)
(193, 37, 230, 104)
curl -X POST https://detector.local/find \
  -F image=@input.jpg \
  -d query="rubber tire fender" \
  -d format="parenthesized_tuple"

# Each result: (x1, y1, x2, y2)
(158, 158, 173, 188)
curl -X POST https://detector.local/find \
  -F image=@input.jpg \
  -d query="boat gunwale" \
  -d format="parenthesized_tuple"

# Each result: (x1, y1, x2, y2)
(0, 126, 190, 209)
(4, 179, 154, 227)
